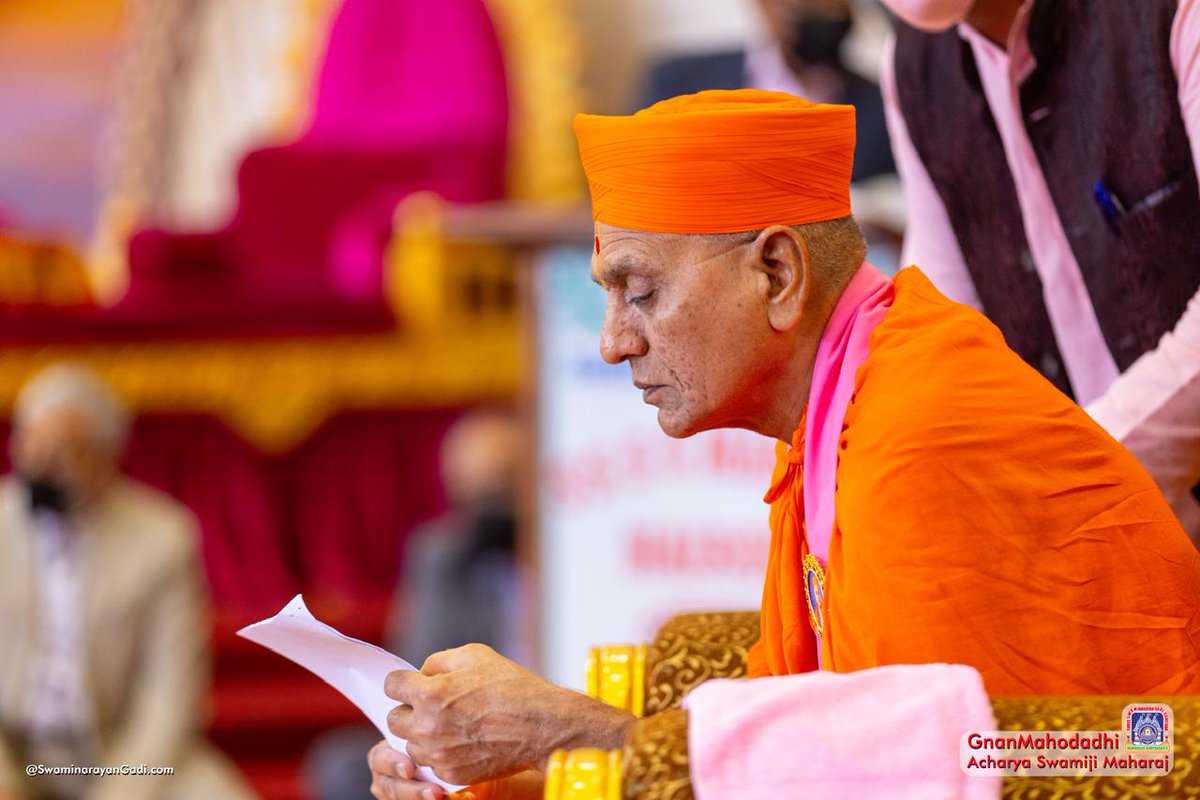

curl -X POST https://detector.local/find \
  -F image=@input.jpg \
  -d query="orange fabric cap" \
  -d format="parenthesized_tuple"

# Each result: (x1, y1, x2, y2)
(574, 89, 856, 234)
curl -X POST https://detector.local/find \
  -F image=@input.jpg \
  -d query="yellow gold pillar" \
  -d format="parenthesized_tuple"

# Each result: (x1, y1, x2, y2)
(585, 644, 647, 717)
(544, 748, 622, 800)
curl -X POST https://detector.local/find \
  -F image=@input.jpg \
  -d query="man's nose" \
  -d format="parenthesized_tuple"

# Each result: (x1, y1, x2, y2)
(599, 305, 648, 365)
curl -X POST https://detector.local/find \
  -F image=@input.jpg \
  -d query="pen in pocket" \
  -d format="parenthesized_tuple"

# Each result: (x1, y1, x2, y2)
(1094, 178, 1183, 232)
(1093, 181, 1126, 230)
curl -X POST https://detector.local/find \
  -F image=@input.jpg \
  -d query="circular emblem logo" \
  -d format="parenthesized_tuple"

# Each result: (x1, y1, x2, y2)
(1133, 716, 1165, 746)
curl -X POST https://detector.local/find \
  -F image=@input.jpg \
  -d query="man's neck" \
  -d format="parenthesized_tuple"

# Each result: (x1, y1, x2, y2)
(965, 0, 1026, 49)
(764, 266, 871, 443)
(764, 306, 832, 444)
(773, 370, 813, 444)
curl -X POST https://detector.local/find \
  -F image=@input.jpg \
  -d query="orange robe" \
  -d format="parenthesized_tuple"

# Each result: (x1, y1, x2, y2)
(749, 267, 1200, 695)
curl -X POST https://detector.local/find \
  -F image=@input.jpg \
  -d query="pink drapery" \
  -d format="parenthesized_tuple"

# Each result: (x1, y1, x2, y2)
(112, 0, 510, 329)
(309, 0, 509, 148)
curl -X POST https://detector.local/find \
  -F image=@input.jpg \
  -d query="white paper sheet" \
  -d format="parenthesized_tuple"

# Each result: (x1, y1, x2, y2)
(237, 594, 464, 791)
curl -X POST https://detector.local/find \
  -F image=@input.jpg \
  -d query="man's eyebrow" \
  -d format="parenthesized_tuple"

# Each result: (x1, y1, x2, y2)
(592, 254, 648, 287)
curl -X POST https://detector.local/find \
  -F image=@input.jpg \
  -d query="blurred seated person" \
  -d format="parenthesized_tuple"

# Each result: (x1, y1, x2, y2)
(643, 0, 895, 184)
(0, 365, 255, 800)
(306, 410, 523, 800)
(393, 410, 523, 664)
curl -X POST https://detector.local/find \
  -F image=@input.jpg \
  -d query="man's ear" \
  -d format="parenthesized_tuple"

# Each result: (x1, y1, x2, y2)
(754, 225, 811, 332)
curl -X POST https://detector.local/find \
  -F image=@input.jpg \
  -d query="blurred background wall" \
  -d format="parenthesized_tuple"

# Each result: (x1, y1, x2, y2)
(571, 0, 889, 113)
(572, 0, 759, 113)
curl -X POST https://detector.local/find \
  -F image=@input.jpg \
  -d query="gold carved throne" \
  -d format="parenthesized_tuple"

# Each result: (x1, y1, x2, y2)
(546, 611, 1199, 800)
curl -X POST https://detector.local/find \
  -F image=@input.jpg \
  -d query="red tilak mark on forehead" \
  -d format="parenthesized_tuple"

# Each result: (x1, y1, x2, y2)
(594, 235, 600, 254)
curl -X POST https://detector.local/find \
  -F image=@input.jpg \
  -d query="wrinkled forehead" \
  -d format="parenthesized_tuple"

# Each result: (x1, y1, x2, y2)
(591, 223, 749, 286)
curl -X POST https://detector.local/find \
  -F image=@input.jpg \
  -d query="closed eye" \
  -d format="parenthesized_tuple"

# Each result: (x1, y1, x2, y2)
(629, 290, 655, 307)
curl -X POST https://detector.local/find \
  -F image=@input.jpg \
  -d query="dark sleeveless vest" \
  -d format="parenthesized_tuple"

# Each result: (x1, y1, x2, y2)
(893, 0, 1200, 398)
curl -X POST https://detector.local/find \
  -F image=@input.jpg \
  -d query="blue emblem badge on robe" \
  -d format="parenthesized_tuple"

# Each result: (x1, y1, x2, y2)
(802, 553, 826, 638)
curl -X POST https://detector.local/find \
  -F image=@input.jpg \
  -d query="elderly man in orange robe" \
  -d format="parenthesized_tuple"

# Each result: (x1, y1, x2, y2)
(367, 90, 1200, 800)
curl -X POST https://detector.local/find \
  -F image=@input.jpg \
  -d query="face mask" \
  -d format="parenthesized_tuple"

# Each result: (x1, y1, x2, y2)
(25, 476, 71, 515)
(789, 14, 853, 67)
(880, 0, 974, 32)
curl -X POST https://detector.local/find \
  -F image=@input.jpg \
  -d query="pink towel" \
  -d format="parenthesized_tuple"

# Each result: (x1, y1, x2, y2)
(684, 664, 1001, 799)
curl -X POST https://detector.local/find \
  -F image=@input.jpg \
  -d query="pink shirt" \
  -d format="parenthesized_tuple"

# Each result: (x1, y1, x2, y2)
(882, 1, 1200, 537)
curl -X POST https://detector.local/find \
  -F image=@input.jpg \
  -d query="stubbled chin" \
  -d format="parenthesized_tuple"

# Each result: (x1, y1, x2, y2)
(656, 409, 701, 439)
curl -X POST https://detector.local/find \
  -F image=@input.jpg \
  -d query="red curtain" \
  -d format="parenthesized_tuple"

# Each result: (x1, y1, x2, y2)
(0, 407, 460, 612)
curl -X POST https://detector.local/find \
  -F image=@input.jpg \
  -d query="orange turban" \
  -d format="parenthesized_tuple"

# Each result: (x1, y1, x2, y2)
(574, 89, 856, 234)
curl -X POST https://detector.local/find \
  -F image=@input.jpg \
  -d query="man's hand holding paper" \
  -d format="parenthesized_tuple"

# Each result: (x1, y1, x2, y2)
(379, 643, 636, 791)
(238, 597, 634, 799)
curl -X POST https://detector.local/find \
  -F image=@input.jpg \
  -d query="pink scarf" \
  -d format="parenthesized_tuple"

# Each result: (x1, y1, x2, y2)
(803, 262, 894, 563)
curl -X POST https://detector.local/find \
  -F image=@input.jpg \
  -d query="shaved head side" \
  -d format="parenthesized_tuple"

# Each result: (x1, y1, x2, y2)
(793, 216, 867, 289)
(715, 215, 866, 294)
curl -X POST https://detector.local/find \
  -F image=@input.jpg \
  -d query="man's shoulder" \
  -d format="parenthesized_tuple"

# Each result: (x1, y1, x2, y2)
(0, 474, 24, 507)
(839, 266, 1171, 531)
(104, 478, 201, 556)
(848, 267, 1108, 475)
(407, 515, 473, 567)
(110, 477, 192, 520)
(861, 267, 1025, 411)
(0, 475, 29, 535)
